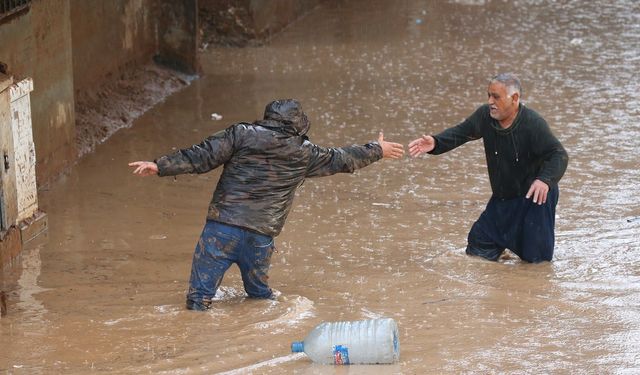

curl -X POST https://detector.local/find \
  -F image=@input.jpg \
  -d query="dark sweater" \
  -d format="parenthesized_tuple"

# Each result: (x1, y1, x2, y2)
(429, 104, 568, 199)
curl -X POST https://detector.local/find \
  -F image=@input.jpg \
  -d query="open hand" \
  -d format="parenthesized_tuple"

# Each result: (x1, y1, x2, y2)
(408, 135, 435, 157)
(378, 131, 405, 159)
(128, 161, 159, 176)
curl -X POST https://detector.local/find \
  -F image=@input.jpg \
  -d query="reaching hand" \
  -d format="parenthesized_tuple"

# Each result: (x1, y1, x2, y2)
(526, 179, 549, 205)
(378, 131, 405, 159)
(128, 161, 159, 176)
(408, 135, 435, 157)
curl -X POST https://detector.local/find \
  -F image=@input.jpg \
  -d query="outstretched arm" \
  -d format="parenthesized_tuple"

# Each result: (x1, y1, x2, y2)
(128, 161, 159, 176)
(137, 126, 236, 177)
(306, 130, 404, 177)
(409, 106, 484, 158)
(408, 135, 435, 157)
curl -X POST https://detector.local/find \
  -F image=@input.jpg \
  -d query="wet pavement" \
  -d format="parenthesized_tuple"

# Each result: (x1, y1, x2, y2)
(1, 0, 639, 373)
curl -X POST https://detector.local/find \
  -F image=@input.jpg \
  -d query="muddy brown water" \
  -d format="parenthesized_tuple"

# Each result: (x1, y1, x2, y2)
(2, 0, 639, 373)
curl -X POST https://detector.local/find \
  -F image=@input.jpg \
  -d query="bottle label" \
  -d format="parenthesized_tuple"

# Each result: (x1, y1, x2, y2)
(333, 345, 350, 365)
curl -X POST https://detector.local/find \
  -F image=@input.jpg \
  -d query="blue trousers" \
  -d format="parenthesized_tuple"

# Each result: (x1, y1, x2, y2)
(466, 188, 559, 263)
(186, 220, 275, 310)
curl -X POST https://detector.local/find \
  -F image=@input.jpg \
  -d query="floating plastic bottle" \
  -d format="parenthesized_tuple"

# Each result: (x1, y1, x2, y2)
(291, 318, 400, 365)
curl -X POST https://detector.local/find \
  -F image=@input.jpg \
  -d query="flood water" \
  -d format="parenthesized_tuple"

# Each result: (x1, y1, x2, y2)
(2, 0, 639, 373)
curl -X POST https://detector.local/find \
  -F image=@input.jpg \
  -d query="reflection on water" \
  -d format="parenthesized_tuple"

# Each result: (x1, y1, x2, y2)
(16, 244, 49, 321)
(1, 0, 639, 373)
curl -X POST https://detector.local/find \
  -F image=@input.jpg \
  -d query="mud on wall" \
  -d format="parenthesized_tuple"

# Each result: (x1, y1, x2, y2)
(199, 0, 324, 47)
(70, 0, 160, 94)
(0, 0, 75, 189)
(0, 0, 319, 187)
(71, 0, 198, 94)
(0, 0, 198, 187)
(71, 0, 197, 158)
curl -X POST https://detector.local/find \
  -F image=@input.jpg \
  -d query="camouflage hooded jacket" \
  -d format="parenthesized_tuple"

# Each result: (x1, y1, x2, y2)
(155, 99, 383, 237)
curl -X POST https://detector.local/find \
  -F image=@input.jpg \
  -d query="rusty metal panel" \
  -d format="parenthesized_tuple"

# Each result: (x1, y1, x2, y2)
(9, 78, 37, 222)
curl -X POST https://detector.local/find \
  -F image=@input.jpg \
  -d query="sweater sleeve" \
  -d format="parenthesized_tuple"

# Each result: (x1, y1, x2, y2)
(155, 127, 236, 177)
(305, 141, 383, 178)
(532, 119, 569, 188)
(429, 106, 484, 155)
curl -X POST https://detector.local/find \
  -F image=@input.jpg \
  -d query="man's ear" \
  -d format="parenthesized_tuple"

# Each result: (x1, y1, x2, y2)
(511, 92, 520, 104)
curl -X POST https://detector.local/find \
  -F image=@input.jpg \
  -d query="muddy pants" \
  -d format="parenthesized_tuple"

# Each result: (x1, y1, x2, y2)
(186, 220, 275, 310)
(466, 188, 559, 263)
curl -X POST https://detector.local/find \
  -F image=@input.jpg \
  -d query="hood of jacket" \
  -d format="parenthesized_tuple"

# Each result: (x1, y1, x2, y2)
(256, 99, 310, 136)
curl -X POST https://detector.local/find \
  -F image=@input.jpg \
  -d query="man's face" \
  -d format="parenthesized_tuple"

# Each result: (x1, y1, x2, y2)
(487, 82, 518, 122)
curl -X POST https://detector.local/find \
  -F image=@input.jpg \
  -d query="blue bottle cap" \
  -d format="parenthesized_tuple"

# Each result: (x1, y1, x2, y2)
(291, 341, 304, 353)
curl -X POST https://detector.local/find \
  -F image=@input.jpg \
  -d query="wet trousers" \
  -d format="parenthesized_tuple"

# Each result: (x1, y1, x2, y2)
(466, 188, 559, 263)
(186, 220, 275, 310)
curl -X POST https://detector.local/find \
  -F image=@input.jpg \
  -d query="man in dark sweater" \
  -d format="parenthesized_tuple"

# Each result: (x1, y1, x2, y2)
(129, 99, 405, 310)
(408, 73, 568, 263)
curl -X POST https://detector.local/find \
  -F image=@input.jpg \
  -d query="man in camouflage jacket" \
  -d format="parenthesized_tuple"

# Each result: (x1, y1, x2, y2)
(130, 99, 404, 310)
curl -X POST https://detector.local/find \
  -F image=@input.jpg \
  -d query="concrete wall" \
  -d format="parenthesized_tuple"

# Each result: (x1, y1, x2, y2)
(71, 0, 199, 92)
(0, 0, 316, 267)
(0, 0, 199, 187)
(199, 0, 324, 46)
(154, 0, 199, 74)
(0, 0, 76, 187)
(71, 0, 160, 94)
(0, 0, 318, 187)
(0, 0, 199, 267)
(249, 0, 324, 38)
